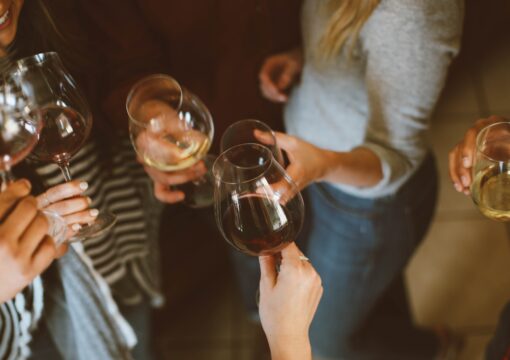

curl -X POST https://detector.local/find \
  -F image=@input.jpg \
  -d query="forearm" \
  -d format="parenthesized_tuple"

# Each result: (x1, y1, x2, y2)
(319, 147, 383, 187)
(269, 336, 312, 360)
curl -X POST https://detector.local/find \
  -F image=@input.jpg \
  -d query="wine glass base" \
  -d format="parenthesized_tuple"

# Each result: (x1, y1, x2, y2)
(69, 211, 117, 242)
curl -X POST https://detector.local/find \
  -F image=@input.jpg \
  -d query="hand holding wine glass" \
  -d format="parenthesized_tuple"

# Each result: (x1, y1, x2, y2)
(470, 120, 510, 221)
(127, 74, 215, 208)
(6, 52, 116, 240)
(0, 80, 67, 244)
(213, 143, 304, 256)
(37, 180, 98, 243)
(0, 180, 64, 303)
(259, 242, 322, 360)
(449, 115, 508, 195)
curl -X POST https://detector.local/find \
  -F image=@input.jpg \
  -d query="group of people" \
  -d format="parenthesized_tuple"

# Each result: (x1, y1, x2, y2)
(0, 0, 508, 359)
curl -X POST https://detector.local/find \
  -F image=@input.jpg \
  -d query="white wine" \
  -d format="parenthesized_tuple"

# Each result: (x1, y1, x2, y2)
(471, 165, 510, 221)
(139, 132, 211, 172)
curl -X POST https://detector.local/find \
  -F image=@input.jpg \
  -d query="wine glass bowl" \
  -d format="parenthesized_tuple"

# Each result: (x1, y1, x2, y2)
(213, 143, 304, 256)
(127, 74, 215, 208)
(7, 52, 92, 175)
(221, 119, 284, 165)
(472, 121, 510, 221)
(5, 52, 116, 240)
(0, 83, 67, 245)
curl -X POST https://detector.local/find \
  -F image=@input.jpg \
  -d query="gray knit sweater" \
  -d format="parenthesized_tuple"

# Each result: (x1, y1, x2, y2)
(285, 0, 464, 198)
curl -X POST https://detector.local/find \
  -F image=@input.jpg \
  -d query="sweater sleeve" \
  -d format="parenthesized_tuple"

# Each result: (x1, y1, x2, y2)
(359, 0, 464, 192)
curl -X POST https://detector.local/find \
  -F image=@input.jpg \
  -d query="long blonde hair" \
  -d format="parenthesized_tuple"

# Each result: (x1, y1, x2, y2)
(319, 0, 380, 59)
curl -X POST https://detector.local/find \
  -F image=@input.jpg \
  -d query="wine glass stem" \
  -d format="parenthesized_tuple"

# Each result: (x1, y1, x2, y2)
(58, 163, 73, 182)
(0, 168, 13, 191)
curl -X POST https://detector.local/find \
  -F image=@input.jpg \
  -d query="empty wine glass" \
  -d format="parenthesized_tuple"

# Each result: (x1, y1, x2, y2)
(6, 52, 117, 240)
(127, 74, 215, 208)
(0, 83, 66, 244)
(213, 143, 304, 256)
(221, 119, 284, 165)
(471, 121, 510, 221)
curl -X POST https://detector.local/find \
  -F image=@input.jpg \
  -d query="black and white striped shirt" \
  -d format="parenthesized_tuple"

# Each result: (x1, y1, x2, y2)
(0, 137, 162, 359)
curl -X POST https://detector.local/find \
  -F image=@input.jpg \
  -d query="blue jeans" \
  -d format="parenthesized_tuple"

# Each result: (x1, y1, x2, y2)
(306, 153, 439, 360)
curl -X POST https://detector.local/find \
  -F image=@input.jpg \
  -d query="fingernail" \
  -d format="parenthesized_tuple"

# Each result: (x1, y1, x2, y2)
(462, 157, 470, 168)
(454, 183, 463, 192)
(463, 189, 471, 195)
(89, 209, 99, 217)
(79, 182, 89, 191)
(72, 223, 82, 231)
(461, 176, 469, 187)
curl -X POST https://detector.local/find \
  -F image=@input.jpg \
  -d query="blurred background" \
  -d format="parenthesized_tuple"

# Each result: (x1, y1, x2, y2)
(153, 1, 510, 359)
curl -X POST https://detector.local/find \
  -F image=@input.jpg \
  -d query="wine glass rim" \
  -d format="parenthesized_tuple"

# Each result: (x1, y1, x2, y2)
(220, 118, 276, 153)
(125, 73, 183, 128)
(476, 121, 510, 162)
(213, 143, 277, 184)
(10, 51, 61, 71)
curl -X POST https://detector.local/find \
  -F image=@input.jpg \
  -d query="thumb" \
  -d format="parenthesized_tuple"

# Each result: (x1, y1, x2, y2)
(259, 255, 277, 288)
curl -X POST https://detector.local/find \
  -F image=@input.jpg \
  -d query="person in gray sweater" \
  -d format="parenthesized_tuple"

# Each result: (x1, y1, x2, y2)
(259, 0, 464, 358)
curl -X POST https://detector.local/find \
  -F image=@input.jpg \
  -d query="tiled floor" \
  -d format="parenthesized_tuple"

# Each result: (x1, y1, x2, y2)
(153, 15, 510, 360)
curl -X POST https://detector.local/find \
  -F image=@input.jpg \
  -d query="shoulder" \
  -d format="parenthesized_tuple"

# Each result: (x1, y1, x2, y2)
(367, 0, 464, 36)
(363, 0, 464, 56)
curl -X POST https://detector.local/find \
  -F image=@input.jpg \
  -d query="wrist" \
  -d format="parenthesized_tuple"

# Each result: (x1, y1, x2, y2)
(268, 334, 311, 360)
(316, 149, 344, 183)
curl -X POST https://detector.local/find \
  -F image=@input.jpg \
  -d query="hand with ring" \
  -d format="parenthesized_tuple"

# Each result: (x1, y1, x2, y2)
(258, 243, 323, 360)
(36, 180, 96, 242)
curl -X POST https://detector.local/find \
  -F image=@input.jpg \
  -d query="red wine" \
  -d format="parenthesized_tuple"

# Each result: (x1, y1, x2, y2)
(31, 105, 89, 163)
(221, 194, 296, 256)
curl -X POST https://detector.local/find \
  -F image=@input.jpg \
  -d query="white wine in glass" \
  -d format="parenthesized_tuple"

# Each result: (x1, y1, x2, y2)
(127, 74, 215, 208)
(471, 121, 510, 221)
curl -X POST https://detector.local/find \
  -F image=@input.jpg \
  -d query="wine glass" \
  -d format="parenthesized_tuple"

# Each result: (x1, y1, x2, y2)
(213, 143, 304, 256)
(0, 83, 67, 245)
(471, 121, 510, 221)
(6, 52, 117, 240)
(126, 74, 215, 208)
(220, 119, 284, 165)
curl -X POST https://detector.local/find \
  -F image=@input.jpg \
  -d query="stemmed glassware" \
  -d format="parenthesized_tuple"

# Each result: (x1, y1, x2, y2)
(471, 121, 510, 221)
(220, 119, 284, 165)
(0, 82, 67, 244)
(6, 52, 117, 240)
(213, 143, 304, 256)
(126, 74, 215, 208)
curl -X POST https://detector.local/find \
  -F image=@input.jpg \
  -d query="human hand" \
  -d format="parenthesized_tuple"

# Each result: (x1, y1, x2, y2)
(259, 48, 303, 103)
(256, 130, 330, 192)
(37, 180, 95, 243)
(132, 99, 209, 204)
(449, 115, 507, 195)
(143, 162, 207, 204)
(0, 180, 60, 303)
(258, 243, 322, 360)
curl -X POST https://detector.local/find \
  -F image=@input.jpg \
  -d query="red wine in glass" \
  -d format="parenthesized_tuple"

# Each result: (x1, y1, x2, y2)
(31, 105, 89, 165)
(221, 193, 297, 256)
